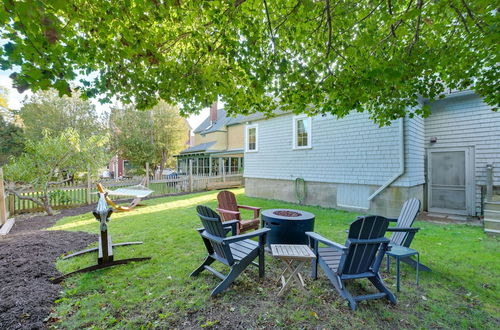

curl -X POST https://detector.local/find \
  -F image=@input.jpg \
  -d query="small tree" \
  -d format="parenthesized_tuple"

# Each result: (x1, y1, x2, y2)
(110, 101, 188, 175)
(3, 129, 109, 215)
(19, 89, 108, 141)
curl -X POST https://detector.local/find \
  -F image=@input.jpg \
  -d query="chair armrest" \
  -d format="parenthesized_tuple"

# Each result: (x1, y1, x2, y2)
(216, 208, 241, 221)
(216, 208, 240, 216)
(201, 230, 225, 244)
(387, 217, 399, 222)
(237, 205, 261, 211)
(349, 237, 390, 245)
(237, 205, 261, 218)
(223, 228, 271, 244)
(387, 227, 420, 233)
(306, 232, 348, 252)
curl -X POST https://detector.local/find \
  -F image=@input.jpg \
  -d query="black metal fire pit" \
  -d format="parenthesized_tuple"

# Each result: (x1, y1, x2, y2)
(261, 209, 315, 245)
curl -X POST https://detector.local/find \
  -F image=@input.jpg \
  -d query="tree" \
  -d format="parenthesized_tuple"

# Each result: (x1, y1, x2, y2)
(0, 86, 24, 165)
(0, 115, 24, 165)
(110, 101, 188, 175)
(0, 1, 497, 125)
(3, 129, 109, 215)
(18, 89, 107, 141)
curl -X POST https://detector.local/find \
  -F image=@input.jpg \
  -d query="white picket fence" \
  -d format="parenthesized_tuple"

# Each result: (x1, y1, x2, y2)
(4, 173, 244, 215)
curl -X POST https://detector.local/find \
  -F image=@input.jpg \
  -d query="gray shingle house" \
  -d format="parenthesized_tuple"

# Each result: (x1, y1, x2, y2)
(243, 90, 500, 221)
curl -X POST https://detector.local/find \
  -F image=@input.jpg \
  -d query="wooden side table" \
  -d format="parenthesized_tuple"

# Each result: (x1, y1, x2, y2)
(386, 245, 420, 292)
(271, 244, 316, 296)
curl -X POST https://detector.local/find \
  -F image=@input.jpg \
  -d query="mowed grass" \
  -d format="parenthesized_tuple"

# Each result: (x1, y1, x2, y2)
(50, 189, 500, 329)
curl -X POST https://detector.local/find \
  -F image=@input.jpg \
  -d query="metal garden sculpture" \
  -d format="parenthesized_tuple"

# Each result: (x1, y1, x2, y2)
(52, 192, 150, 283)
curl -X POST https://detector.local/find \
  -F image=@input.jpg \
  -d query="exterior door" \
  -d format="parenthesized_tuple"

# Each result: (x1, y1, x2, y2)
(427, 148, 474, 215)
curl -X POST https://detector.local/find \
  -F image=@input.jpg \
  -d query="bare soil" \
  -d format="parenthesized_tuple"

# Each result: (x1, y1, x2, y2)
(0, 205, 97, 330)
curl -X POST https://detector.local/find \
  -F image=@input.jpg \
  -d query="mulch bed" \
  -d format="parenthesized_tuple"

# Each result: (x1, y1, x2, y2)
(0, 205, 97, 330)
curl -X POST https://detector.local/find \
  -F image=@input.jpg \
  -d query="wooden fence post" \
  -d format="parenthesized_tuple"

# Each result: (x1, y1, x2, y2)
(486, 164, 493, 202)
(0, 168, 7, 225)
(87, 165, 92, 205)
(145, 162, 150, 187)
(189, 159, 193, 193)
(8, 194, 14, 216)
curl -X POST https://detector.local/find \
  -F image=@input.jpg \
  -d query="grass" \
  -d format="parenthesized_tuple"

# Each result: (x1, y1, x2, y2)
(49, 189, 500, 329)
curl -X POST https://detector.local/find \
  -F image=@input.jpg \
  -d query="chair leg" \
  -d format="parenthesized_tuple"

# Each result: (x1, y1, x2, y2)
(369, 274, 397, 305)
(211, 263, 246, 296)
(338, 280, 357, 311)
(190, 256, 215, 277)
(258, 245, 265, 278)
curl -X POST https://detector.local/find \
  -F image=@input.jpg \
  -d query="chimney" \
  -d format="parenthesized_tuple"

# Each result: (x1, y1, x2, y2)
(210, 101, 218, 124)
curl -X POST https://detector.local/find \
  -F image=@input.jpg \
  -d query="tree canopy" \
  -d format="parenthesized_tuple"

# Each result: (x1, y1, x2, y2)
(18, 89, 107, 141)
(0, 1, 497, 124)
(110, 101, 188, 173)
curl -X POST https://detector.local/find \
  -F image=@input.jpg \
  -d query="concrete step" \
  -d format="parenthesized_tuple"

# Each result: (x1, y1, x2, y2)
(485, 201, 500, 212)
(484, 219, 500, 233)
(484, 210, 500, 221)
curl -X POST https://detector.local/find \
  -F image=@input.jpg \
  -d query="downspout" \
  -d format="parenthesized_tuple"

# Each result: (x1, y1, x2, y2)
(368, 117, 405, 201)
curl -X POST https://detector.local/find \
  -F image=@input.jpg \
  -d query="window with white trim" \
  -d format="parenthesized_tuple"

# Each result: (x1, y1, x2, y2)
(293, 116, 312, 149)
(245, 124, 258, 152)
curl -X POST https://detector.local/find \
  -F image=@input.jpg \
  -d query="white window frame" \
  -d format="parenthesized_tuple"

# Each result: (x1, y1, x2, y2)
(245, 124, 258, 152)
(293, 115, 312, 150)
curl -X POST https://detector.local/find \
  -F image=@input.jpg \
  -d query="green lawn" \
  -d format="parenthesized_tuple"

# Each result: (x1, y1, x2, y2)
(49, 189, 500, 329)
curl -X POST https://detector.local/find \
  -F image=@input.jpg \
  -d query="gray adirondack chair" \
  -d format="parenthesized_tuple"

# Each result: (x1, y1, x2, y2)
(190, 205, 270, 296)
(386, 198, 431, 272)
(306, 216, 396, 310)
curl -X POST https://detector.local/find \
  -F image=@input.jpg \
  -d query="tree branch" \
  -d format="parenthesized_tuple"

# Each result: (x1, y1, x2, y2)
(460, 0, 485, 32)
(5, 187, 44, 208)
(408, 0, 423, 55)
(325, 0, 333, 59)
(450, 3, 470, 34)
(263, 0, 275, 49)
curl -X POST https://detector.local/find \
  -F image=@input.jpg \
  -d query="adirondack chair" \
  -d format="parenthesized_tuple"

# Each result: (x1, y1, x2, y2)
(216, 190, 260, 234)
(386, 198, 431, 272)
(190, 205, 270, 296)
(306, 216, 396, 310)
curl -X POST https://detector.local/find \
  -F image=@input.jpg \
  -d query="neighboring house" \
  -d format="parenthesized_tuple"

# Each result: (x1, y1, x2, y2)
(176, 103, 247, 175)
(243, 90, 500, 219)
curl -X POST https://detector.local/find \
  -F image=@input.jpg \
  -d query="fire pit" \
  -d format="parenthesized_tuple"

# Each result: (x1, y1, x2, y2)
(261, 209, 315, 245)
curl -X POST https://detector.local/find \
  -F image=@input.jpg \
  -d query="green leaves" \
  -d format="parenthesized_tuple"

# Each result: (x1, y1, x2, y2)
(0, 0, 498, 124)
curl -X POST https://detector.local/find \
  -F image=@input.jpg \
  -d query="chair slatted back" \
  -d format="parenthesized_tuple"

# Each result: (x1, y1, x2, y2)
(217, 191, 241, 220)
(196, 205, 233, 264)
(341, 216, 389, 275)
(391, 198, 420, 247)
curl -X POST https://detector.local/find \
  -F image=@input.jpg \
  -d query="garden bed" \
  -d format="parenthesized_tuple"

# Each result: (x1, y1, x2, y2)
(0, 205, 97, 329)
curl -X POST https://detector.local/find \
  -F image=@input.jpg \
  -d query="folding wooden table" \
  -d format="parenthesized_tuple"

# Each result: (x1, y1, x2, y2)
(271, 244, 316, 296)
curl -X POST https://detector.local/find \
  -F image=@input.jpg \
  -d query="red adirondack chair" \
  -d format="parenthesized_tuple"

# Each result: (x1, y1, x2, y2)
(216, 190, 260, 234)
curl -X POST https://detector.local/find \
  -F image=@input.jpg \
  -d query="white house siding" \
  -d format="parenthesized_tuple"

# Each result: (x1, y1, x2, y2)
(244, 111, 424, 187)
(425, 93, 500, 214)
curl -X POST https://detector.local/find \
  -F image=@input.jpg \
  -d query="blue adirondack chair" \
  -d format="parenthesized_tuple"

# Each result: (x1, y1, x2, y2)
(306, 216, 396, 310)
(190, 205, 270, 296)
(386, 198, 431, 272)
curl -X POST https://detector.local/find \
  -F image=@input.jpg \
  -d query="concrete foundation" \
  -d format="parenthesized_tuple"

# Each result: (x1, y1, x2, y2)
(245, 177, 424, 218)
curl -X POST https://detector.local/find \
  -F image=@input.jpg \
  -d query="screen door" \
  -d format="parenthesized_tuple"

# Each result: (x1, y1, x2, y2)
(427, 148, 474, 215)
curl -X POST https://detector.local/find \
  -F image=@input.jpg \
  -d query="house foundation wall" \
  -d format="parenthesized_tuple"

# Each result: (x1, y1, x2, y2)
(245, 177, 423, 218)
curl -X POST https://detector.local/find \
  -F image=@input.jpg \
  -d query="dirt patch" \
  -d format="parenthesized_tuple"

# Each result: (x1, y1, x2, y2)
(0, 205, 97, 330)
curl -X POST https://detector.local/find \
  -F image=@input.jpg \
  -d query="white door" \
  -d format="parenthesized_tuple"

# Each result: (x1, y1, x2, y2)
(427, 147, 475, 215)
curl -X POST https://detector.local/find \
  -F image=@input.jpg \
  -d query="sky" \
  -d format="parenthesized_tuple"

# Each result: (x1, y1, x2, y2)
(0, 70, 209, 131)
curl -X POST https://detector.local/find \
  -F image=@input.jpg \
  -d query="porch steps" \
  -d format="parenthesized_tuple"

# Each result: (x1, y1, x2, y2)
(484, 199, 500, 234)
